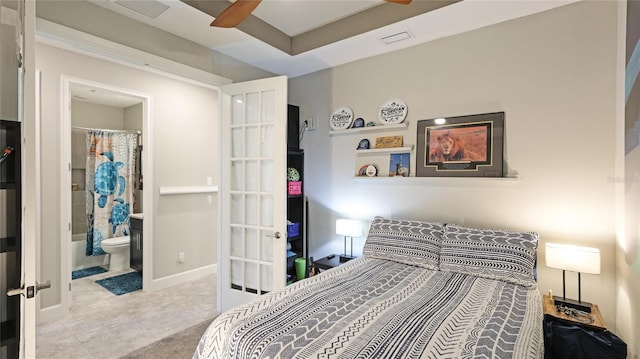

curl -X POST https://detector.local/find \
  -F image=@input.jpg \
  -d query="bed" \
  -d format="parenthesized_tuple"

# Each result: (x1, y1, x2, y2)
(194, 217, 543, 359)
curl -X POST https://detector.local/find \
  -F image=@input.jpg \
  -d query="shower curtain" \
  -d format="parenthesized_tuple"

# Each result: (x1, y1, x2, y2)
(85, 131, 137, 256)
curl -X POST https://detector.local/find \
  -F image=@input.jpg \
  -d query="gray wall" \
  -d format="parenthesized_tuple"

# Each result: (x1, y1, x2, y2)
(291, 0, 619, 331)
(37, 43, 218, 309)
(0, 4, 18, 120)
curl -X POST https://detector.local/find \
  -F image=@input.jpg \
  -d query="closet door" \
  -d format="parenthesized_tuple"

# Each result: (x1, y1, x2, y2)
(218, 76, 287, 312)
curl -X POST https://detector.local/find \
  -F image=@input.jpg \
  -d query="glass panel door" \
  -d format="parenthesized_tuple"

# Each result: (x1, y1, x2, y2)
(219, 76, 287, 311)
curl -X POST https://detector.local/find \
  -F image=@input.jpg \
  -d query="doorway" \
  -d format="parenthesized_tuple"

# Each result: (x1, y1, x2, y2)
(60, 77, 150, 315)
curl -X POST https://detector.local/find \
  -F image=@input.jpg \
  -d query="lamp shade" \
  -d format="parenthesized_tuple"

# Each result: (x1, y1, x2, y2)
(336, 219, 363, 237)
(545, 243, 601, 275)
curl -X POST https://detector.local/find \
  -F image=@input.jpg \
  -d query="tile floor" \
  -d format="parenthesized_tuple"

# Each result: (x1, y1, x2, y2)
(36, 269, 218, 359)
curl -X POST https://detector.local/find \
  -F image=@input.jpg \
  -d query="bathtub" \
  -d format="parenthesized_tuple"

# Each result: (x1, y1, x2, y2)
(71, 233, 108, 270)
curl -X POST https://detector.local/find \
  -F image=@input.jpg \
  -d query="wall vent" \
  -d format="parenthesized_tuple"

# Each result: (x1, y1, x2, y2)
(114, 0, 170, 19)
(380, 31, 412, 45)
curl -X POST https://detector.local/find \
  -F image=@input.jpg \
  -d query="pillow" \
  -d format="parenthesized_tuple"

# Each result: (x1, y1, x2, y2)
(363, 216, 444, 270)
(440, 224, 538, 287)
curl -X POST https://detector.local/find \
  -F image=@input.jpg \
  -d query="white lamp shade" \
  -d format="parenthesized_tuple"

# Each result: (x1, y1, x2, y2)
(545, 243, 601, 275)
(336, 219, 363, 237)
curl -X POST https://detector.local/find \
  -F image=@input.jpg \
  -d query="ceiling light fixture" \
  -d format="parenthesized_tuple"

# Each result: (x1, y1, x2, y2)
(380, 31, 412, 45)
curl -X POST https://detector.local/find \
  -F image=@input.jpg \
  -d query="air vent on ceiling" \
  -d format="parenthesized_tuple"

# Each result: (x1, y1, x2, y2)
(380, 31, 412, 45)
(114, 0, 170, 19)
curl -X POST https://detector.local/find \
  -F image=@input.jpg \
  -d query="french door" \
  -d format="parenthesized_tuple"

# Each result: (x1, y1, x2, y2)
(2, 0, 38, 358)
(218, 76, 288, 312)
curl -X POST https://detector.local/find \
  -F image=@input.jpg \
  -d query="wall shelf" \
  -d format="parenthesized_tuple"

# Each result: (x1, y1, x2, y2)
(352, 175, 519, 185)
(356, 146, 414, 155)
(329, 123, 408, 136)
(159, 186, 218, 195)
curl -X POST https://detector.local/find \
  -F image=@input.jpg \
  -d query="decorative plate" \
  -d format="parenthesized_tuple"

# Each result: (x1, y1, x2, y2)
(365, 164, 378, 177)
(329, 107, 354, 130)
(356, 138, 370, 150)
(378, 99, 408, 125)
(287, 167, 300, 181)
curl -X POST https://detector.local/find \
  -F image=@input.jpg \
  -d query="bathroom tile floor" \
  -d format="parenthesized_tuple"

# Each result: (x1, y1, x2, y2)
(36, 269, 218, 359)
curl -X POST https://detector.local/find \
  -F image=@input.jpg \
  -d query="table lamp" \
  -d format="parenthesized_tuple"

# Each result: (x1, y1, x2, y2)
(545, 243, 600, 313)
(336, 219, 363, 262)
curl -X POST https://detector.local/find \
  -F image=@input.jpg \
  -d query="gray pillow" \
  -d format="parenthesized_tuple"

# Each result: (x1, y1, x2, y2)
(363, 216, 444, 270)
(440, 224, 538, 287)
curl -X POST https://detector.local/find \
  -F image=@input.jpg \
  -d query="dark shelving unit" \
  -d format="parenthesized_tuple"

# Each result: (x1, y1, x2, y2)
(1, 119, 21, 358)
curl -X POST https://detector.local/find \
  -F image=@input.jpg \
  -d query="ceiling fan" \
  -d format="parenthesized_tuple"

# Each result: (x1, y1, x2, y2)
(210, 0, 413, 28)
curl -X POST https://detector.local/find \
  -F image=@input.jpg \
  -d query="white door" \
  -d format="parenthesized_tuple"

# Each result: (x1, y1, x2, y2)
(17, 0, 38, 358)
(218, 76, 287, 312)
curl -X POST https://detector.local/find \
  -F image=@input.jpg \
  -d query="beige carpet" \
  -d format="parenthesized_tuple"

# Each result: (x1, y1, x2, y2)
(119, 316, 216, 359)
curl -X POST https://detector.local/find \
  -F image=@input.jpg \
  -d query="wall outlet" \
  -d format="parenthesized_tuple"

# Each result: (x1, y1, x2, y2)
(307, 117, 316, 131)
(178, 252, 185, 263)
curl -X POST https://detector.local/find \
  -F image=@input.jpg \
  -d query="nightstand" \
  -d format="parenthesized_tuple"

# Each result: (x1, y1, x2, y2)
(542, 294, 606, 330)
(542, 294, 627, 359)
(314, 254, 355, 271)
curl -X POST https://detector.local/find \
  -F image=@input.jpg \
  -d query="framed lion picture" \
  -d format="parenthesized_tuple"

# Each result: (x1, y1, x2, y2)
(416, 112, 504, 177)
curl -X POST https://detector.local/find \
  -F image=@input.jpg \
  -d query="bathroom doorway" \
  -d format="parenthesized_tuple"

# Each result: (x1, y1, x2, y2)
(61, 77, 151, 312)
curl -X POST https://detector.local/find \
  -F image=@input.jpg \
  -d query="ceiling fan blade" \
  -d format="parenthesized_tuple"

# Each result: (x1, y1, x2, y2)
(210, 0, 263, 28)
(385, 0, 412, 4)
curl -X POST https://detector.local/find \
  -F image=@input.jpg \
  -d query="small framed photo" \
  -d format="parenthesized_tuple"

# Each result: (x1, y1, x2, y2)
(416, 112, 504, 177)
(389, 153, 410, 177)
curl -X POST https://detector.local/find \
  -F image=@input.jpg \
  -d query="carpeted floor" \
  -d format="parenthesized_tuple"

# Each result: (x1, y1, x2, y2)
(119, 317, 215, 359)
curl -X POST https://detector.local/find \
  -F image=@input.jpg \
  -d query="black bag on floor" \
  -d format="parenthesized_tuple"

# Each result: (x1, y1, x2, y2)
(543, 314, 627, 359)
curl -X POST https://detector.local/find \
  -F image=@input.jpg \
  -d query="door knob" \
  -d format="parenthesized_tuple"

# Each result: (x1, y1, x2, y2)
(36, 280, 52, 292)
(266, 231, 281, 239)
(7, 280, 51, 298)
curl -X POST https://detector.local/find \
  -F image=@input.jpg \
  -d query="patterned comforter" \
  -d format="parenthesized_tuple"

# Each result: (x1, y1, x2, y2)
(194, 257, 543, 359)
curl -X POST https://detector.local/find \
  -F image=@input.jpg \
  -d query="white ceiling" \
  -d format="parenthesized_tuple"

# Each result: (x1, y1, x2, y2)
(88, 0, 578, 79)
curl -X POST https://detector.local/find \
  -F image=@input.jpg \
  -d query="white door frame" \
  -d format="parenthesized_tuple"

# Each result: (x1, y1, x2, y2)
(22, 0, 37, 356)
(48, 75, 153, 322)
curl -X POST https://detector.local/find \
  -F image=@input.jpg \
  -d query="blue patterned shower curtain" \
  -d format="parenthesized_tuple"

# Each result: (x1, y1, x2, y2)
(85, 131, 137, 256)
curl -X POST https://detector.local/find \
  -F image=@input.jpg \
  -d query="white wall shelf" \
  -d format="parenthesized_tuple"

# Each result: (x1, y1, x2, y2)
(352, 175, 519, 185)
(329, 122, 408, 136)
(356, 146, 414, 155)
(159, 186, 219, 195)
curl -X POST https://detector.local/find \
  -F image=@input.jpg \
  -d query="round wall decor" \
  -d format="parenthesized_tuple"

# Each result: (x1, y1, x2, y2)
(356, 139, 370, 150)
(353, 117, 365, 128)
(365, 164, 378, 177)
(287, 167, 300, 181)
(378, 99, 408, 125)
(330, 107, 354, 130)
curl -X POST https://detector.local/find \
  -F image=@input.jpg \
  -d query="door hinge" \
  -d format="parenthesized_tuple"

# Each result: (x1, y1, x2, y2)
(69, 282, 71, 291)
(69, 162, 72, 171)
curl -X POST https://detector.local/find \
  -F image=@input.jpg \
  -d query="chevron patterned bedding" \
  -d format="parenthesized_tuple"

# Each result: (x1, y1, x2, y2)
(193, 257, 543, 358)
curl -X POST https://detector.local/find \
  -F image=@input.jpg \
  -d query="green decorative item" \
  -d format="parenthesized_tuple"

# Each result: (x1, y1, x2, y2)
(287, 167, 300, 181)
(294, 257, 306, 281)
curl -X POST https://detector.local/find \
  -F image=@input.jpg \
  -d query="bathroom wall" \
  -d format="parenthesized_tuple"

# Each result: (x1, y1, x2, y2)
(124, 103, 143, 213)
(70, 100, 127, 235)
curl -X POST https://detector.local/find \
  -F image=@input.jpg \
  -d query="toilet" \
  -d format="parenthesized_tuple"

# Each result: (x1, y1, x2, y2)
(101, 236, 131, 271)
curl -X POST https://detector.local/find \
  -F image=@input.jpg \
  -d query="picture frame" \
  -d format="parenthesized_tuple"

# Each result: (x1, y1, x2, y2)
(416, 112, 504, 177)
(389, 153, 410, 177)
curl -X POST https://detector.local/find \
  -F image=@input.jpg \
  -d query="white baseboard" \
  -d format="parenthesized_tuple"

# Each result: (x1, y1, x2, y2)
(146, 264, 217, 292)
(37, 303, 67, 326)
